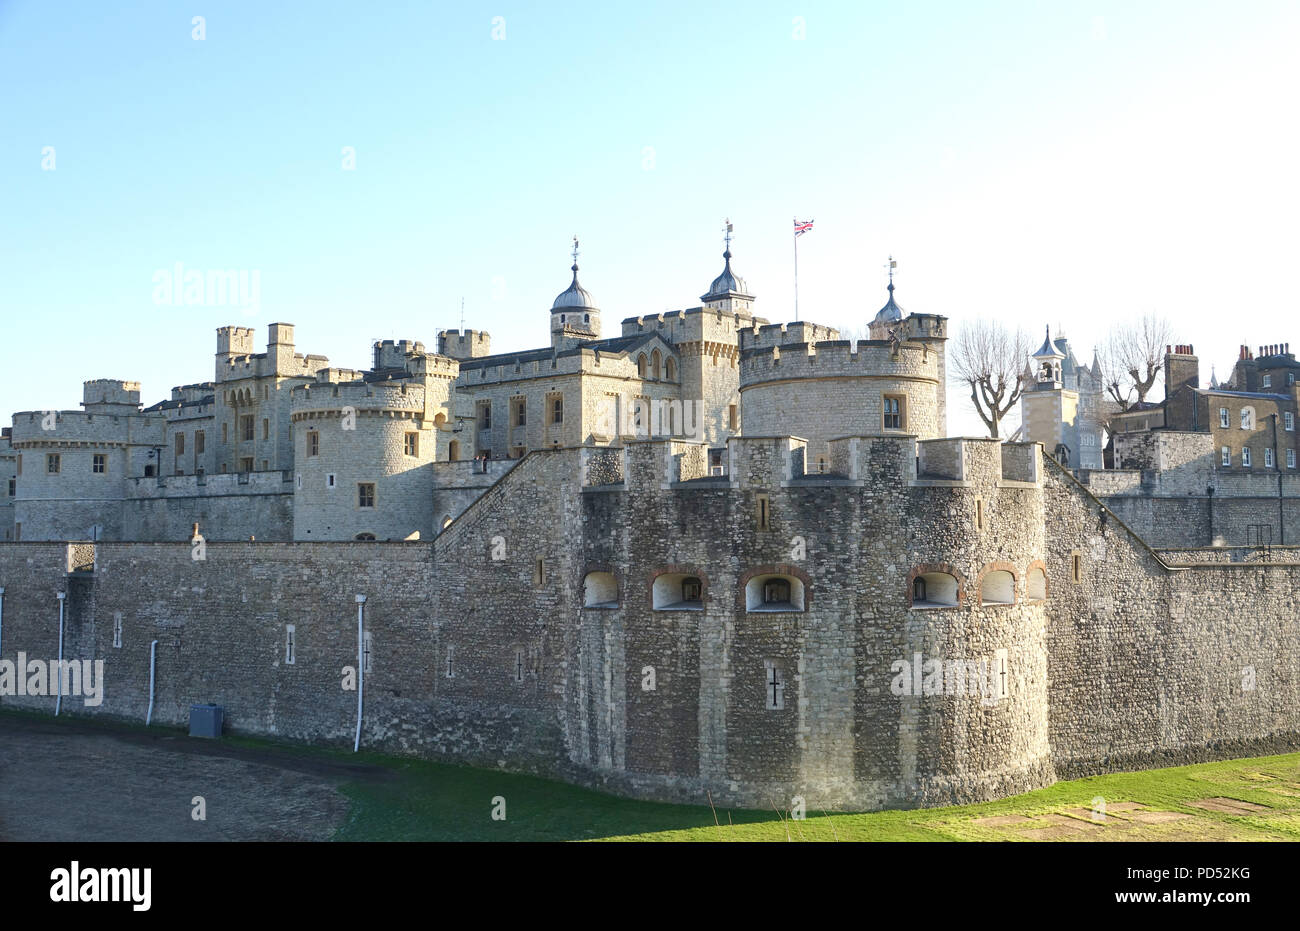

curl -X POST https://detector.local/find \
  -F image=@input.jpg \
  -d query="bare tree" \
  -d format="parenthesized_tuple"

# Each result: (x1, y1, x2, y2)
(1096, 313, 1173, 411)
(949, 320, 1031, 438)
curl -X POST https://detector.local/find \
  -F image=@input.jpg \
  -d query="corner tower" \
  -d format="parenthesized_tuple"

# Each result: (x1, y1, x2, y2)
(550, 237, 601, 350)
(700, 222, 755, 314)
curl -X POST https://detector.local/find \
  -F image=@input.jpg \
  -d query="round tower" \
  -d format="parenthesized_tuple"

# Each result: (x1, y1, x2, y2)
(290, 354, 457, 541)
(550, 237, 601, 349)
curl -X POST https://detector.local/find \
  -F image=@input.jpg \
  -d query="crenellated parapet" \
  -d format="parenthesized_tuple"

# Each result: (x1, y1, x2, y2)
(738, 321, 841, 352)
(739, 339, 941, 387)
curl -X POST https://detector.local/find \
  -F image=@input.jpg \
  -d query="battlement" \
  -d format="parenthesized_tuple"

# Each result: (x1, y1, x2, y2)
(81, 379, 142, 411)
(739, 339, 941, 387)
(574, 434, 1041, 497)
(216, 326, 255, 357)
(9, 408, 165, 445)
(739, 321, 841, 352)
(438, 329, 492, 360)
(290, 379, 432, 416)
(373, 339, 426, 371)
(620, 307, 769, 341)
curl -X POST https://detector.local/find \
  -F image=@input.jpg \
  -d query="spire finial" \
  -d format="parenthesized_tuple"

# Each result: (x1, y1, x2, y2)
(723, 218, 733, 258)
(571, 235, 579, 273)
(886, 255, 897, 292)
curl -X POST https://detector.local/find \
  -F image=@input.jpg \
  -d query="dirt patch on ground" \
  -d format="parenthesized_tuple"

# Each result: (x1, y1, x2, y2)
(0, 712, 391, 841)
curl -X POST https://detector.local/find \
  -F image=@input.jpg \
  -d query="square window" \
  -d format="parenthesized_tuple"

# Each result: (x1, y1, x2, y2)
(358, 482, 375, 508)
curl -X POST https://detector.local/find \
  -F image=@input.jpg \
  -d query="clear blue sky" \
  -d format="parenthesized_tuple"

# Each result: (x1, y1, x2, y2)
(3, 1, 1298, 434)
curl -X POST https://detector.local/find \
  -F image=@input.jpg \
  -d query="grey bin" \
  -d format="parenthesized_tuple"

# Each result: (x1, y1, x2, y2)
(189, 704, 224, 738)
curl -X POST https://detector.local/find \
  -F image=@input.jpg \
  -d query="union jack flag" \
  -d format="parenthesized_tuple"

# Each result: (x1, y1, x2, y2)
(794, 219, 814, 237)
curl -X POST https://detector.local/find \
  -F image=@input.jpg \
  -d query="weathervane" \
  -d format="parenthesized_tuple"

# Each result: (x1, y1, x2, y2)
(886, 255, 897, 286)
(571, 235, 580, 268)
(723, 218, 733, 253)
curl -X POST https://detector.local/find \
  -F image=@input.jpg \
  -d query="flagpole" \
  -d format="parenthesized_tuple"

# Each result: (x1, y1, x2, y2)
(792, 218, 799, 321)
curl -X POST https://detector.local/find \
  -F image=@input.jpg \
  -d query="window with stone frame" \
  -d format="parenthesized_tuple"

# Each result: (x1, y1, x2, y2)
(1221, 446, 1231, 467)
(1220, 407, 1229, 428)
(883, 395, 905, 430)
(1263, 374, 1272, 388)
(1266, 447, 1275, 468)
(478, 401, 492, 430)
(239, 457, 254, 472)
(357, 482, 376, 508)
(241, 415, 255, 441)
(196, 430, 205, 454)
(404, 432, 419, 457)
(550, 394, 563, 424)
(175, 433, 185, 456)
(285, 625, 296, 665)
(1287, 412, 1295, 432)
(1241, 407, 1254, 430)
(92, 454, 106, 474)
(513, 397, 526, 427)
(1289, 448, 1297, 469)
(47, 454, 60, 474)
(1242, 446, 1252, 468)
(308, 430, 320, 457)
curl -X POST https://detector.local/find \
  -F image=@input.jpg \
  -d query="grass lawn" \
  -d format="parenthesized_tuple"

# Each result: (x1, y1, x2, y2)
(7, 709, 1299, 841)
(333, 751, 1300, 842)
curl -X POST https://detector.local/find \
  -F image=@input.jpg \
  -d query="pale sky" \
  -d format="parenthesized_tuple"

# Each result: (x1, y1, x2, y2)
(2, 1, 1297, 436)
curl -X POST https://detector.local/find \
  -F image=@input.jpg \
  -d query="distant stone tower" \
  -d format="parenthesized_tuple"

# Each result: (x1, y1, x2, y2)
(550, 237, 601, 350)
(1019, 326, 1105, 469)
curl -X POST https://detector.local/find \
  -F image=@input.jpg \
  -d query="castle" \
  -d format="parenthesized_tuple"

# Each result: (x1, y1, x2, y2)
(2, 242, 1299, 813)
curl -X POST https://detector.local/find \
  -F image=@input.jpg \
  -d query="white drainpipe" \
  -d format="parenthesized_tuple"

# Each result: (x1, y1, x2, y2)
(55, 592, 66, 716)
(146, 640, 158, 725)
(354, 594, 366, 752)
